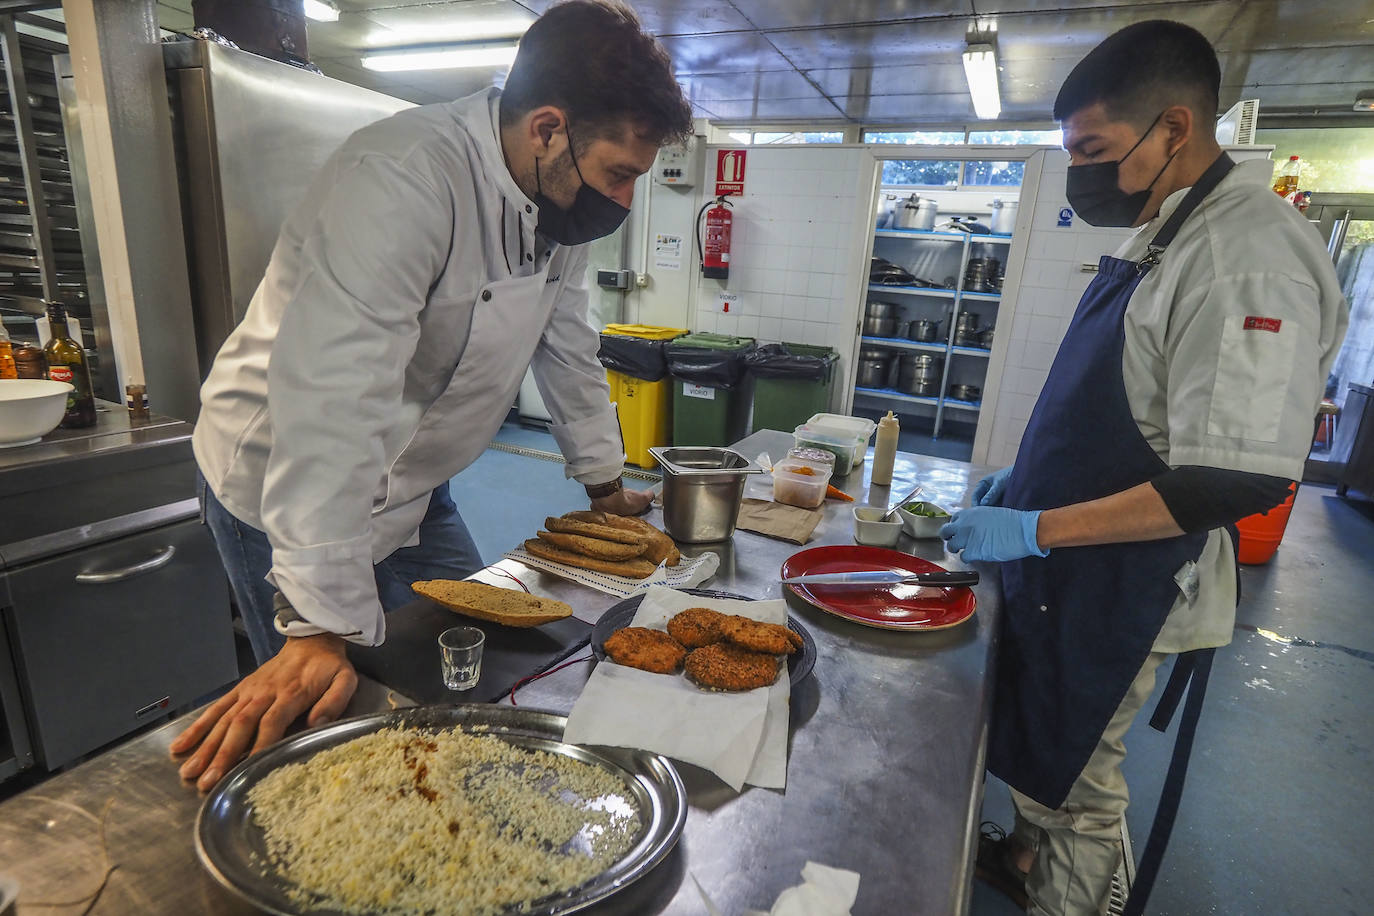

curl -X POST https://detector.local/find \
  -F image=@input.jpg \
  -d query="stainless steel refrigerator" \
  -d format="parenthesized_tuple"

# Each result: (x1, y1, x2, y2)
(57, 37, 413, 384)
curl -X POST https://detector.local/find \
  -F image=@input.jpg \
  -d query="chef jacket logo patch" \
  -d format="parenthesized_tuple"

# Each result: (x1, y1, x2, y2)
(1243, 316, 1282, 333)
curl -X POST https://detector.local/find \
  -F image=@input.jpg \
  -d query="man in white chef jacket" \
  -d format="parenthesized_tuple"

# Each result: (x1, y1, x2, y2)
(940, 21, 1348, 916)
(173, 0, 693, 790)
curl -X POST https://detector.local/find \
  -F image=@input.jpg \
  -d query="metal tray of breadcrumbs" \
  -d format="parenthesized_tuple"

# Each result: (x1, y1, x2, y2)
(196, 704, 686, 915)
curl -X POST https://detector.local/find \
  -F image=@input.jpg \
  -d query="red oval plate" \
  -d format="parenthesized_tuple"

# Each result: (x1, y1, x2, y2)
(780, 545, 977, 631)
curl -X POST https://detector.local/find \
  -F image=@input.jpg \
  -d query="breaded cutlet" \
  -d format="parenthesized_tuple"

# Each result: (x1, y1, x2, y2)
(719, 615, 802, 655)
(603, 627, 687, 674)
(684, 643, 780, 691)
(666, 607, 728, 649)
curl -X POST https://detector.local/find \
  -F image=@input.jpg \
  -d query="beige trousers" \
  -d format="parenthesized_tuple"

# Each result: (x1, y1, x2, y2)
(1010, 651, 1169, 916)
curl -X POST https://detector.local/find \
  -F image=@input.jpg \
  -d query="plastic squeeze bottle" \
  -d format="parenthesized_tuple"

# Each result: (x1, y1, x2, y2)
(871, 411, 899, 486)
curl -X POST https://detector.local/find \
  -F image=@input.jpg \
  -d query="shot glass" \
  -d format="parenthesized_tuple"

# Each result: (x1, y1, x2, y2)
(438, 626, 485, 691)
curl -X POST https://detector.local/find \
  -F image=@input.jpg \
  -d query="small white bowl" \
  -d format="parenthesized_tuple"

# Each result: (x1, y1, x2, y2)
(853, 506, 903, 547)
(897, 501, 953, 539)
(0, 379, 73, 447)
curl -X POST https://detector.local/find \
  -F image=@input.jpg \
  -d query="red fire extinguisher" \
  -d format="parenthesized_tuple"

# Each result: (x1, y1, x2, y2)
(697, 195, 732, 280)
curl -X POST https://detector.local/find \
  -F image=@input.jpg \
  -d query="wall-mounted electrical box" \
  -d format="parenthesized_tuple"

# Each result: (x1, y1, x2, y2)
(652, 137, 702, 187)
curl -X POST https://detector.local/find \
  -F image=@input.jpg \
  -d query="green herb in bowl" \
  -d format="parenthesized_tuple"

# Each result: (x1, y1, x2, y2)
(902, 501, 949, 518)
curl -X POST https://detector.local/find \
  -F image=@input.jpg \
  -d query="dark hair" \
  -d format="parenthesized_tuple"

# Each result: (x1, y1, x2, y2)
(1053, 20, 1221, 128)
(500, 0, 693, 148)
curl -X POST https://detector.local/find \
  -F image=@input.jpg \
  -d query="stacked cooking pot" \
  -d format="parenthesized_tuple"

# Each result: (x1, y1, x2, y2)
(856, 345, 891, 389)
(963, 257, 1002, 293)
(897, 352, 944, 397)
(863, 301, 898, 338)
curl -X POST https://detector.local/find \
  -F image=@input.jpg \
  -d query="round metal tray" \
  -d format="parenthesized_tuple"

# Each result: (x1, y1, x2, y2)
(195, 704, 687, 916)
(588, 587, 817, 686)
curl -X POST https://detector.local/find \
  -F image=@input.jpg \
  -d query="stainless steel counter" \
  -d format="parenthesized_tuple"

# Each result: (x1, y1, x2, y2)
(0, 429, 1000, 915)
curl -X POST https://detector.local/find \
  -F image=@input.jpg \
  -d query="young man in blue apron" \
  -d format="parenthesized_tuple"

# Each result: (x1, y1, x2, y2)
(172, 1, 693, 791)
(941, 21, 1349, 916)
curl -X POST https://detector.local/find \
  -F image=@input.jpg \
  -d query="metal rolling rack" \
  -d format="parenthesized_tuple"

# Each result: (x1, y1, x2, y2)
(0, 8, 106, 396)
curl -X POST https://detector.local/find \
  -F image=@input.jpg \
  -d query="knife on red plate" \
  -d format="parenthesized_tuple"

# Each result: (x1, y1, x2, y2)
(781, 570, 979, 587)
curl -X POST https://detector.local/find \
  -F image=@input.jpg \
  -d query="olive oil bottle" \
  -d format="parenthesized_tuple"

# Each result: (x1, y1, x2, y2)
(43, 301, 97, 428)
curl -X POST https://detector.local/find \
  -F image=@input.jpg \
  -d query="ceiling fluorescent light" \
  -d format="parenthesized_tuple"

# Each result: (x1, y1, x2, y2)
(962, 43, 1001, 120)
(362, 43, 518, 72)
(303, 0, 340, 22)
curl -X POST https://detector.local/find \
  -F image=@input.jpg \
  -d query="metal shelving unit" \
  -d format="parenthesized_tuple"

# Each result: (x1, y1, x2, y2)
(0, 10, 104, 395)
(862, 227, 1009, 437)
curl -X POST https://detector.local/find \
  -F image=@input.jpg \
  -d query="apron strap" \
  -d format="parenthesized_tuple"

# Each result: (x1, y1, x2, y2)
(1124, 647, 1216, 916)
(1137, 153, 1236, 272)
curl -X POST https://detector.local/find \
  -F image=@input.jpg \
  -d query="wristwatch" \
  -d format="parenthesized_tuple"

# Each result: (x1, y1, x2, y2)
(584, 477, 624, 499)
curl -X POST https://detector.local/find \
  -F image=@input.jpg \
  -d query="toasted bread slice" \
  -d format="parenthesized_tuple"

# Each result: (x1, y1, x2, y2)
(597, 514, 681, 567)
(544, 516, 647, 545)
(535, 529, 647, 560)
(563, 510, 607, 525)
(523, 539, 657, 579)
(410, 580, 571, 627)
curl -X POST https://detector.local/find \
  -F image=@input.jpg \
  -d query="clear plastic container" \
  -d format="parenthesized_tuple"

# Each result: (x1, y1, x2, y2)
(787, 446, 836, 474)
(793, 423, 858, 476)
(805, 413, 877, 468)
(773, 455, 831, 508)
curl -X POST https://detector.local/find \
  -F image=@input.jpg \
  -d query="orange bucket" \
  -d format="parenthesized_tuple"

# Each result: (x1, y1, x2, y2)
(1234, 485, 1297, 565)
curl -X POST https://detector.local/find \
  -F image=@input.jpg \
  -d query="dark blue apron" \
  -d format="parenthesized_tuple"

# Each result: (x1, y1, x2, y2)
(991, 154, 1236, 914)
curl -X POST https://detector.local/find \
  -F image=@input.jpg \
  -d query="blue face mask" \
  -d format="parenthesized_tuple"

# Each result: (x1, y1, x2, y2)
(1065, 111, 1178, 227)
(534, 127, 630, 245)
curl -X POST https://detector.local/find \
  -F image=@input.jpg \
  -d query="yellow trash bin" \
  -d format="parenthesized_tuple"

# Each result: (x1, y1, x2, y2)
(599, 324, 687, 469)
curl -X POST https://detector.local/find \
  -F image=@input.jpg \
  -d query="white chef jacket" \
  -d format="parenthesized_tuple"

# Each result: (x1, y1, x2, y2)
(1115, 157, 1349, 652)
(192, 88, 626, 645)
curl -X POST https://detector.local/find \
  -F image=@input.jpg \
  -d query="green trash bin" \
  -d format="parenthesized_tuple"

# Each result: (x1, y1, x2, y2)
(746, 342, 839, 435)
(666, 333, 755, 447)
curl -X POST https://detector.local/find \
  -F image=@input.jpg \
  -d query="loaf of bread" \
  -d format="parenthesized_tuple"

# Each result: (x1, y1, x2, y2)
(535, 529, 647, 560)
(523, 539, 658, 579)
(410, 580, 572, 627)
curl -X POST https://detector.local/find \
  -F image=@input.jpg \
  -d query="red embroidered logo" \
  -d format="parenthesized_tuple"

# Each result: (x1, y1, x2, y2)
(1243, 316, 1282, 333)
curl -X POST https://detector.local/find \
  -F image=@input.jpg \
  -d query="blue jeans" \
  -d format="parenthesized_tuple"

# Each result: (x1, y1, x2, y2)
(197, 475, 483, 664)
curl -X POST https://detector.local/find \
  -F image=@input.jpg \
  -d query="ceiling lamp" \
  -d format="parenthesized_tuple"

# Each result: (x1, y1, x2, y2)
(962, 42, 1001, 120)
(302, 0, 340, 22)
(361, 43, 519, 72)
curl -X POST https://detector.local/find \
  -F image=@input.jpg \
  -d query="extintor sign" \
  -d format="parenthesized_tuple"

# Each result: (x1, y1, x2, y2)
(715, 149, 747, 196)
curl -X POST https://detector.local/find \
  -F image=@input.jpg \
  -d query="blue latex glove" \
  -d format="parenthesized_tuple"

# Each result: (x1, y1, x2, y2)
(940, 506, 1048, 563)
(972, 465, 1014, 507)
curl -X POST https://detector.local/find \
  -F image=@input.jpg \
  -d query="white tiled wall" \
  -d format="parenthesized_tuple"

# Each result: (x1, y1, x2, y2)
(977, 150, 1134, 467)
(693, 148, 870, 368)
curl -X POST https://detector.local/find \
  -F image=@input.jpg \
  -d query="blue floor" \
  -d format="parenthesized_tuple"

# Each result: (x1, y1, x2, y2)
(447, 419, 655, 566)
(458, 423, 1374, 914)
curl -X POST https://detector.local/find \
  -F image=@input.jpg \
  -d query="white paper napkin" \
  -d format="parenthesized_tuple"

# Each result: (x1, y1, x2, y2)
(562, 585, 791, 791)
(502, 546, 720, 600)
(730, 863, 860, 916)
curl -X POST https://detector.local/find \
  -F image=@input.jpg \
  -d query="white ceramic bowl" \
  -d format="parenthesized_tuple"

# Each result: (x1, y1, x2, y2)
(853, 506, 903, 547)
(0, 378, 73, 447)
(897, 501, 953, 539)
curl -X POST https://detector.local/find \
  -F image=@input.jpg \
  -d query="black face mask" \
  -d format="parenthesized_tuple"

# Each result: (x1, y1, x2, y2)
(1065, 112, 1178, 227)
(533, 128, 630, 245)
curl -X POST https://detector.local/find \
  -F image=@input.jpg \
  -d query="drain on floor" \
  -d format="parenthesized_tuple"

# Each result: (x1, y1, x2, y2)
(486, 440, 661, 483)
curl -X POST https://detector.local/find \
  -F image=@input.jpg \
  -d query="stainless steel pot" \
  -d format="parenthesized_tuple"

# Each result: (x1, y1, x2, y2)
(898, 353, 944, 396)
(988, 199, 1018, 235)
(893, 194, 923, 229)
(953, 311, 981, 346)
(863, 316, 897, 338)
(948, 383, 982, 402)
(859, 345, 889, 360)
(914, 199, 938, 230)
(649, 446, 763, 543)
(979, 327, 995, 349)
(906, 319, 940, 343)
(865, 300, 898, 319)
(856, 357, 890, 388)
